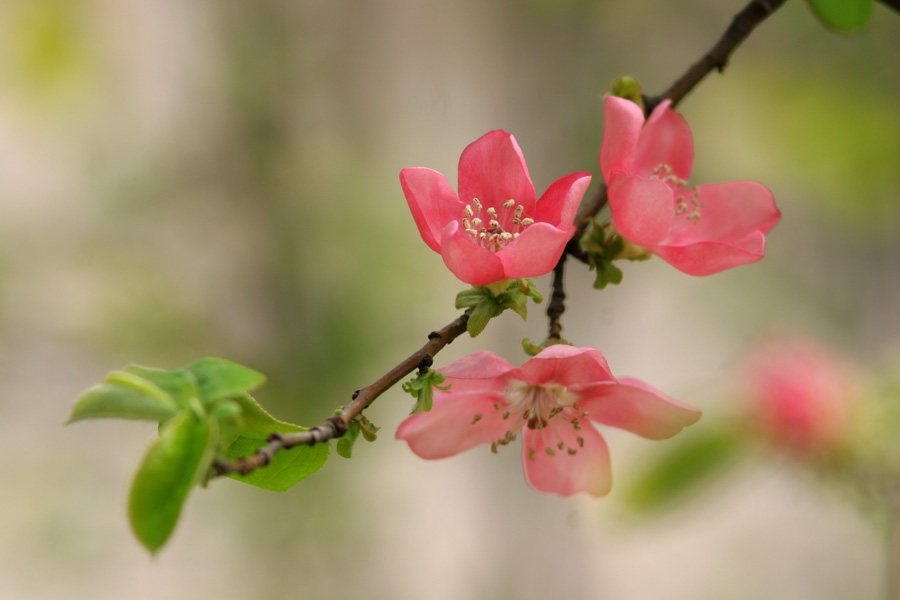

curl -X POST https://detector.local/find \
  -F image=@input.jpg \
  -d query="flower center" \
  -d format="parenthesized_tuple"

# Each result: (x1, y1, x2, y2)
(650, 164, 704, 224)
(470, 381, 588, 458)
(461, 198, 534, 252)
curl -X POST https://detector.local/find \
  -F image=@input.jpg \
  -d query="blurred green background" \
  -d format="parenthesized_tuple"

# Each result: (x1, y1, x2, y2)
(1, 0, 898, 598)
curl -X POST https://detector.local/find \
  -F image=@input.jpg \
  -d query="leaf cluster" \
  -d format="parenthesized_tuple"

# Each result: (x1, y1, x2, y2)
(455, 279, 543, 336)
(68, 358, 328, 553)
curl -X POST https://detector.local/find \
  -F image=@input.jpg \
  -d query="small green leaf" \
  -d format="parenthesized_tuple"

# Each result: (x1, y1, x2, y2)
(806, 0, 871, 31)
(122, 366, 201, 411)
(128, 411, 215, 553)
(222, 393, 329, 491)
(610, 75, 644, 110)
(336, 420, 360, 459)
(185, 357, 266, 404)
(624, 425, 744, 514)
(455, 288, 486, 309)
(68, 373, 179, 424)
(467, 297, 502, 337)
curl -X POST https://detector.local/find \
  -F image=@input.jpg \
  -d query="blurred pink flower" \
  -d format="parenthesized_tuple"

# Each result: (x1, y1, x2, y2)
(396, 345, 700, 497)
(600, 96, 781, 276)
(401, 130, 591, 285)
(742, 337, 860, 454)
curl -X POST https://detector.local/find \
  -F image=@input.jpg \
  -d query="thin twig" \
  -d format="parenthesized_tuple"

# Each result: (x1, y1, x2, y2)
(213, 310, 470, 476)
(547, 254, 568, 342)
(877, 0, 900, 14)
(645, 0, 789, 113)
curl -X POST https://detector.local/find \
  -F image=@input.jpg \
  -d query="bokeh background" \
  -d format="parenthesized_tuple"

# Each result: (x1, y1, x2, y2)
(2, 0, 899, 598)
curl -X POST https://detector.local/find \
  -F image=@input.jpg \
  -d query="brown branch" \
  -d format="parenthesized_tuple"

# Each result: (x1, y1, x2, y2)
(645, 0, 789, 113)
(877, 0, 900, 14)
(213, 310, 471, 477)
(547, 254, 567, 342)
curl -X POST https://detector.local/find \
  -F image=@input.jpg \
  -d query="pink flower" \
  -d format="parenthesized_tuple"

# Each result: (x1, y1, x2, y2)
(396, 345, 700, 497)
(600, 96, 781, 276)
(742, 337, 861, 454)
(401, 131, 592, 286)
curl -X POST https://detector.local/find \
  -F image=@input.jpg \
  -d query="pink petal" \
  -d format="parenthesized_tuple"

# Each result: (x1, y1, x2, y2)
(533, 172, 592, 228)
(666, 181, 780, 244)
(400, 168, 463, 253)
(458, 130, 537, 217)
(607, 172, 675, 246)
(650, 232, 767, 276)
(438, 350, 517, 394)
(517, 345, 616, 388)
(440, 221, 507, 285)
(497, 222, 573, 280)
(396, 392, 515, 459)
(578, 377, 701, 440)
(521, 421, 612, 497)
(600, 96, 645, 182)
(631, 100, 694, 181)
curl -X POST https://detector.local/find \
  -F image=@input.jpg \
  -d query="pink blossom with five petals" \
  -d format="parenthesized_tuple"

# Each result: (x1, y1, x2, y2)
(401, 130, 592, 285)
(600, 96, 781, 276)
(396, 345, 700, 497)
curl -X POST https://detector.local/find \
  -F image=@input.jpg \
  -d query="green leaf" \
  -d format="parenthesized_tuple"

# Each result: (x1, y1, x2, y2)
(122, 366, 201, 411)
(128, 411, 215, 553)
(624, 425, 744, 514)
(224, 437, 329, 492)
(185, 357, 266, 404)
(68, 378, 178, 424)
(806, 0, 871, 31)
(222, 393, 329, 491)
(455, 288, 486, 309)
(467, 297, 502, 337)
(336, 420, 360, 459)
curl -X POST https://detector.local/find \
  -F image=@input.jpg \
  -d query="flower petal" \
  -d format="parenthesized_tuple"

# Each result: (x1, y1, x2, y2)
(521, 422, 612, 497)
(578, 377, 701, 440)
(650, 232, 768, 276)
(600, 96, 645, 182)
(440, 221, 507, 285)
(631, 100, 694, 181)
(533, 172, 592, 228)
(607, 172, 675, 246)
(437, 350, 517, 394)
(497, 222, 573, 280)
(400, 167, 463, 253)
(458, 130, 537, 217)
(396, 392, 514, 459)
(517, 345, 616, 388)
(666, 181, 780, 245)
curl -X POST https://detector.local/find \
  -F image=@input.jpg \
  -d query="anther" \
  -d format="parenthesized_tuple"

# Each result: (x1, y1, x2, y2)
(466, 228, 478, 236)
(546, 448, 556, 456)
(557, 442, 564, 450)
(520, 218, 534, 226)
(514, 205, 524, 218)
(471, 218, 482, 227)
(528, 449, 536, 461)
(473, 198, 482, 211)
(567, 448, 577, 456)
(472, 414, 483, 424)
(503, 199, 515, 209)
(465, 205, 474, 217)
(499, 232, 513, 241)
(462, 218, 471, 229)
(489, 219, 500, 228)
(576, 437, 584, 448)
(487, 207, 498, 218)
(502, 412, 510, 420)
